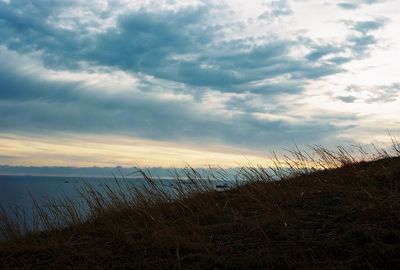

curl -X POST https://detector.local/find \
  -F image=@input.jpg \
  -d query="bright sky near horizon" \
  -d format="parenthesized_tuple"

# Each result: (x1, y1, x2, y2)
(0, 0, 399, 168)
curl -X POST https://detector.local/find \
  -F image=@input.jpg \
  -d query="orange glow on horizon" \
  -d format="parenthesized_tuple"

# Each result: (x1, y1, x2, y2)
(0, 133, 272, 168)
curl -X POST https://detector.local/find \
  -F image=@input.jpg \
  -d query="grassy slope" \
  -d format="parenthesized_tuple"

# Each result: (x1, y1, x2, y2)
(1, 156, 400, 269)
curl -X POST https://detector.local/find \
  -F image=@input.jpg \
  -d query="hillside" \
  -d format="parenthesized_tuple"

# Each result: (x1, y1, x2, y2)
(1, 152, 400, 269)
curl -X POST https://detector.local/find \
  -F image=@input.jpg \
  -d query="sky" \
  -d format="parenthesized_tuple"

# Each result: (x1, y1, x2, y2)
(0, 0, 399, 168)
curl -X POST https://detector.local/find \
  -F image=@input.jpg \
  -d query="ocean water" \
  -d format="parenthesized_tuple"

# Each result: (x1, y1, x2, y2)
(0, 174, 231, 235)
(0, 175, 229, 208)
(0, 175, 156, 224)
(0, 175, 147, 237)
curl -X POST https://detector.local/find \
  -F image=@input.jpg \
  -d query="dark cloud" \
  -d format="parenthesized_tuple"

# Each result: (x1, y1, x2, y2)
(328, 56, 353, 65)
(305, 45, 342, 61)
(77, 11, 341, 92)
(349, 34, 378, 55)
(337, 2, 359, 10)
(337, 0, 385, 10)
(0, 2, 345, 96)
(0, 1, 375, 152)
(304, 17, 388, 67)
(89, 7, 213, 71)
(347, 18, 388, 58)
(352, 18, 387, 34)
(337, 96, 357, 103)
(0, 56, 344, 150)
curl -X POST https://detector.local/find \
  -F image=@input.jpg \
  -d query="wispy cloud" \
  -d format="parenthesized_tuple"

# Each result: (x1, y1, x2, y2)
(339, 83, 400, 103)
(337, 0, 385, 10)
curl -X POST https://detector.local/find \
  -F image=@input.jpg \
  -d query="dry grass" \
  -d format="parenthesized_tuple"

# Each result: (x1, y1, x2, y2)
(1, 140, 400, 269)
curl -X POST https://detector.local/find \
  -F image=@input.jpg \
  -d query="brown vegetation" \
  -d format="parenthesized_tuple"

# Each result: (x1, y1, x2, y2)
(1, 142, 400, 269)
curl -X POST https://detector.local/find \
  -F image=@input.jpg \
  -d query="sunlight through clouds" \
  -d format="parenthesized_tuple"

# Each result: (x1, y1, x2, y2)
(0, 0, 399, 167)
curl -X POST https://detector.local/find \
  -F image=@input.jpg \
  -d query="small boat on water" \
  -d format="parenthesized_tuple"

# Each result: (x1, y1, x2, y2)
(215, 183, 229, 189)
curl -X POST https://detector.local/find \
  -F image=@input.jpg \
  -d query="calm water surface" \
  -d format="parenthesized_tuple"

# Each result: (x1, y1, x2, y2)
(0, 175, 151, 213)
(0, 175, 230, 234)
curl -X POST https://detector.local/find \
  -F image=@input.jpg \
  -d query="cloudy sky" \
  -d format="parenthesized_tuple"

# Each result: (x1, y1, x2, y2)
(0, 0, 399, 168)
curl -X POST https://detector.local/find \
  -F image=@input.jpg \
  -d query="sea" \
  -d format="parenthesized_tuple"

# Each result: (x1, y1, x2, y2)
(0, 175, 141, 238)
(1, 175, 126, 209)
(0, 174, 231, 227)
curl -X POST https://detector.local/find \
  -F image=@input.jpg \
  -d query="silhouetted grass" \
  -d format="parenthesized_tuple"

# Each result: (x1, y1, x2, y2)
(1, 139, 400, 269)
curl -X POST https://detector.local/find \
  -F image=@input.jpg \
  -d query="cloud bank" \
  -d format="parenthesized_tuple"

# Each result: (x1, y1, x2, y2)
(0, 0, 399, 166)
